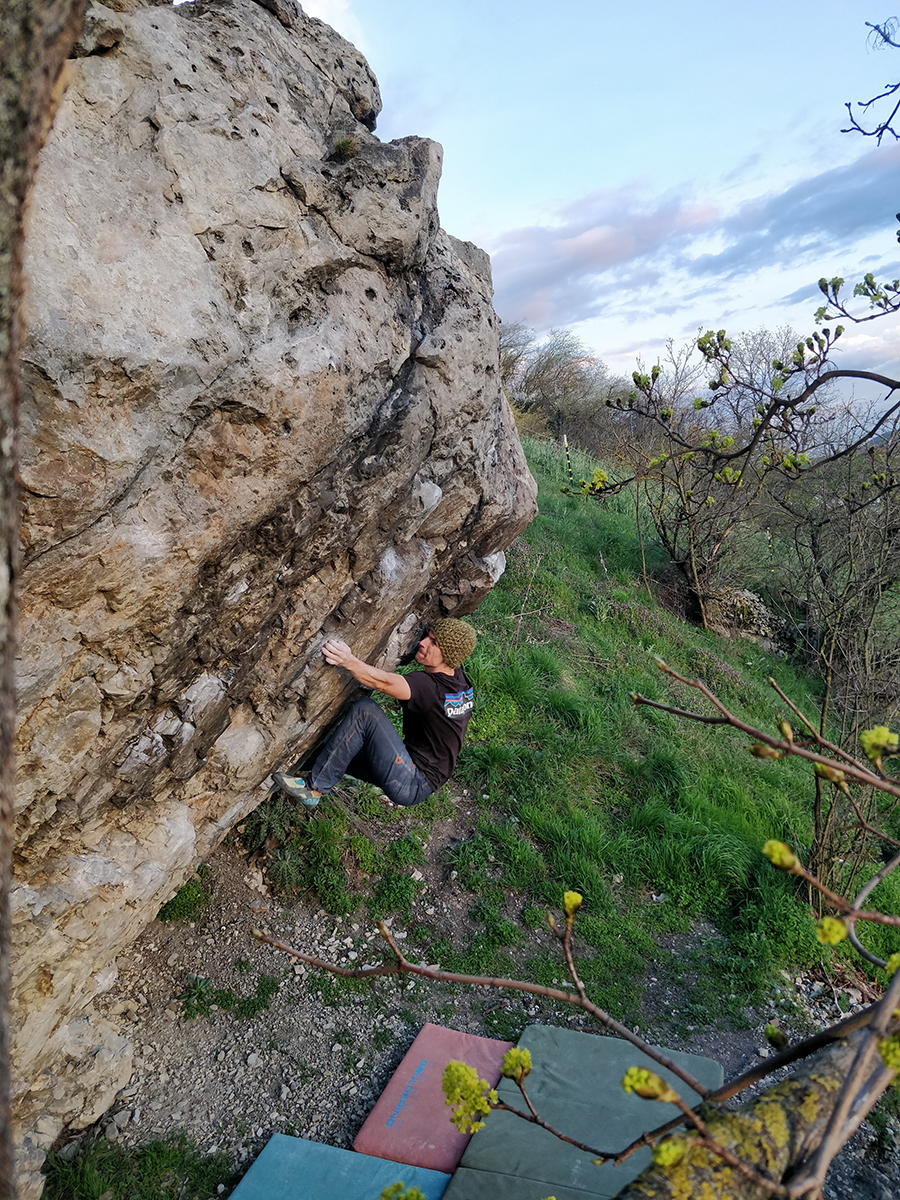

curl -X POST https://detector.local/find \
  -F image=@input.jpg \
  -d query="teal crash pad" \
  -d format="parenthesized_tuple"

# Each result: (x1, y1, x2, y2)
(230, 1132, 451, 1200)
(443, 1024, 724, 1200)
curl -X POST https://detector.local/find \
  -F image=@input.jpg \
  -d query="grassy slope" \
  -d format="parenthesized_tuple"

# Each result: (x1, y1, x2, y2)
(446, 436, 828, 1021)
(248, 436, 900, 1026)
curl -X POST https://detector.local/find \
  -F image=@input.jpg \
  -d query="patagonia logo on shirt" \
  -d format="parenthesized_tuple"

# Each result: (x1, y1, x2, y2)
(444, 687, 474, 719)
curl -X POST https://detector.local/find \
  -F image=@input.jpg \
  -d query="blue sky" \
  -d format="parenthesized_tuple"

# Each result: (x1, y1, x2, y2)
(303, 1, 900, 379)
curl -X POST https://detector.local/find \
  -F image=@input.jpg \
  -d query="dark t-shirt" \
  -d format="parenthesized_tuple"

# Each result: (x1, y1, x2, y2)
(401, 667, 474, 791)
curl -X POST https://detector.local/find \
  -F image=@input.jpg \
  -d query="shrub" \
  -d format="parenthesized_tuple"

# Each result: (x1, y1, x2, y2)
(331, 134, 359, 161)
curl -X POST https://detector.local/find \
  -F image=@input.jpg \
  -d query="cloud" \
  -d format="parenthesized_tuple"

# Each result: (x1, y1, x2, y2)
(686, 145, 900, 278)
(300, 0, 367, 50)
(489, 185, 716, 326)
(489, 144, 900, 333)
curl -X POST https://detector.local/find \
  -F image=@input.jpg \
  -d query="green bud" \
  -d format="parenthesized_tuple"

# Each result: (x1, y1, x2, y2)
(442, 1061, 498, 1134)
(815, 916, 848, 945)
(814, 762, 846, 784)
(749, 744, 783, 760)
(860, 726, 899, 762)
(762, 840, 800, 872)
(652, 1136, 689, 1168)
(381, 1186, 426, 1200)
(621, 1067, 678, 1102)
(500, 1047, 532, 1082)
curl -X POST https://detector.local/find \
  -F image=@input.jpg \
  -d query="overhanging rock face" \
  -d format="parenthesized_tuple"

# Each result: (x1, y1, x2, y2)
(12, 0, 536, 1191)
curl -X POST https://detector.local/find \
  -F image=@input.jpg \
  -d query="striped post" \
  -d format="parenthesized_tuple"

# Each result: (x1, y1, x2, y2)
(563, 433, 575, 488)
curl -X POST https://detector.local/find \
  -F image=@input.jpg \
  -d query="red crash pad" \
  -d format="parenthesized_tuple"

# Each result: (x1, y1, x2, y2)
(353, 1023, 512, 1173)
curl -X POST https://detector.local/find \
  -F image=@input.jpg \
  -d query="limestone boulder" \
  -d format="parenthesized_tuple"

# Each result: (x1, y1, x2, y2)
(12, 0, 536, 1192)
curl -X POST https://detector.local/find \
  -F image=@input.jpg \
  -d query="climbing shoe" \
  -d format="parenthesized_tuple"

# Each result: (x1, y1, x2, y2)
(272, 773, 321, 808)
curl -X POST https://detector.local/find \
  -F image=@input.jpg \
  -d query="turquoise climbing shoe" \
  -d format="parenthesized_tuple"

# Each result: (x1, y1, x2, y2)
(272, 773, 321, 808)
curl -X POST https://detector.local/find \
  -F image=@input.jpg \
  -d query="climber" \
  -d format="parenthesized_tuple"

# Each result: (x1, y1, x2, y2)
(272, 618, 477, 809)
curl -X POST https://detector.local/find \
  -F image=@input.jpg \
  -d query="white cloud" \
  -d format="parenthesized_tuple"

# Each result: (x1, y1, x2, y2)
(487, 143, 900, 375)
(301, 0, 367, 50)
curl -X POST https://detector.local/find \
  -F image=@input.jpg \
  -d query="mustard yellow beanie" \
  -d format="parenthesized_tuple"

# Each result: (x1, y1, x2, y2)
(430, 618, 477, 669)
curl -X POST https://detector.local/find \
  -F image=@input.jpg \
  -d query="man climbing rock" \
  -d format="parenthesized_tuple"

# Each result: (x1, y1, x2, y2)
(272, 618, 477, 809)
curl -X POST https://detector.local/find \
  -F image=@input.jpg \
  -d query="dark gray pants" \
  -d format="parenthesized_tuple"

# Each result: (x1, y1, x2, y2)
(308, 697, 433, 807)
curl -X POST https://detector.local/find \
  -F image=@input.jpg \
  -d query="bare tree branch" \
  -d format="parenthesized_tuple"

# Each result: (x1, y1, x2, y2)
(252, 924, 713, 1100)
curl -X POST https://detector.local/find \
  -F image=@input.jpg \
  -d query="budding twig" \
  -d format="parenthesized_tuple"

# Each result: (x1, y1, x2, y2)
(633, 660, 900, 799)
(766, 677, 858, 767)
(253, 923, 712, 1100)
(490, 1082, 611, 1160)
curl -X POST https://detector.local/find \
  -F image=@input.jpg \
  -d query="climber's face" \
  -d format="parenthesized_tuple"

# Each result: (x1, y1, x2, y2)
(415, 632, 446, 671)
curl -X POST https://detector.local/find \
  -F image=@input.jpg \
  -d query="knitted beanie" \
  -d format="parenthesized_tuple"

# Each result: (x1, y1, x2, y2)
(430, 618, 477, 669)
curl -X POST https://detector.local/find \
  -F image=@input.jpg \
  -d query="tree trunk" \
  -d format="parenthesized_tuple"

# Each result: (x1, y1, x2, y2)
(0, 2, 86, 1194)
(613, 1030, 892, 1200)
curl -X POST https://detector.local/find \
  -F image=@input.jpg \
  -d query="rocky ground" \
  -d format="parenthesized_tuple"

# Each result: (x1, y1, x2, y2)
(54, 791, 900, 1200)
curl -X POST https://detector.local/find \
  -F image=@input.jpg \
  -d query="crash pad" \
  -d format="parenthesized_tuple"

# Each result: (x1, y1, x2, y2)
(229, 1133, 451, 1200)
(353, 1022, 513, 1172)
(442, 1024, 724, 1200)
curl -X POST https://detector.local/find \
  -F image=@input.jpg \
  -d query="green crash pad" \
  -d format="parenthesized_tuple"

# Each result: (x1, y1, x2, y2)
(443, 1024, 724, 1200)
(230, 1132, 450, 1200)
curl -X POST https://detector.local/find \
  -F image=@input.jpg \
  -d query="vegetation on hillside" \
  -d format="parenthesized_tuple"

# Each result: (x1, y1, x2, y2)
(240, 436, 900, 1199)
(235, 437, 900, 1026)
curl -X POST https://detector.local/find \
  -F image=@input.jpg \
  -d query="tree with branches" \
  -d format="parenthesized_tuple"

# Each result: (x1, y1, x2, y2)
(843, 16, 900, 142)
(501, 324, 629, 449)
(758, 416, 900, 896)
(591, 269, 900, 626)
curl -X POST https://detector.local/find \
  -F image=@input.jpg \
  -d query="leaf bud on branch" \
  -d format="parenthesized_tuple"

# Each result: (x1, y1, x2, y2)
(621, 1067, 679, 1103)
(500, 1047, 533, 1083)
(749, 744, 783, 760)
(762, 840, 802, 873)
(815, 916, 849, 945)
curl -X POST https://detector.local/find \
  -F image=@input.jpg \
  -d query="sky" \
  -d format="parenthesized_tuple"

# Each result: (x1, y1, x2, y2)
(302, 1, 900, 380)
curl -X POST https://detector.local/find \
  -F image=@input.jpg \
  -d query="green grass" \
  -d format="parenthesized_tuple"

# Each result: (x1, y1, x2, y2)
(177, 970, 281, 1021)
(157, 866, 210, 922)
(243, 783, 449, 919)
(241, 436, 898, 1022)
(369, 870, 423, 919)
(423, 435, 890, 1018)
(235, 973, 280, 1018)
(42, 1131, 234, 1200)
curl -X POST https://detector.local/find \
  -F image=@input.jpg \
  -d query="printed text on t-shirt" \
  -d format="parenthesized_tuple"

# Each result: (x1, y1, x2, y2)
(443, 687, 474, 719)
